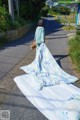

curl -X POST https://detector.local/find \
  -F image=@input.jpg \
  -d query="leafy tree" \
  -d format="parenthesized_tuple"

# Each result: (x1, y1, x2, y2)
(40, 5, 49, 17)
(52, 6, 70, 15)
(19, 0, 33, 20)
(0, 6, 11, 31)
(19, 0, 45, 20)
(32, 0, 45, 17)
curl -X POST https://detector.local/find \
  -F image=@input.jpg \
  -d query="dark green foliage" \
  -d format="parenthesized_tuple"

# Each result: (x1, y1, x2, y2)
(52, 6, 70, 15)
(76, 25, 80, 35)
(77, 30, 80, 35)
(0, 0, 2, 6)
(0, 6, 11, 31)
(19, 0, 45, 20)
(0, 0, 45, 32)
(0, 0, 8, 9)
(40, 5, 49, 17)
(11, 17, 26, 29)
(60, 6, 70, 15)
(1, 0, 8, 5)
(32, 0, 45, 17)
(19, 0, 33, 20)
(0, 6, 26, 32)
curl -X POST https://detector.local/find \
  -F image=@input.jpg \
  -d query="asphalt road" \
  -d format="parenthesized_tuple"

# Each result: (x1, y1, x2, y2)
(0, 17, 80, 120)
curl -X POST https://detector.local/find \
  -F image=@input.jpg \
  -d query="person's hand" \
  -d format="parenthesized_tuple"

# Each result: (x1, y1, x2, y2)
(30, 41, 36, 50)
(30, 45, 34, 50)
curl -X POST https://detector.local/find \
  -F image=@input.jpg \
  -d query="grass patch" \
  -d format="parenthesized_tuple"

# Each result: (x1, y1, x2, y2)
(52, 13, 76, 25)
(69, 35, 80, 71)
(63, 25, 76, 31)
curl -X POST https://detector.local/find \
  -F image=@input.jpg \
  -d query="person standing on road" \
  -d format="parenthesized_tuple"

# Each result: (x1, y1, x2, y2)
(31, 19, 45, 51)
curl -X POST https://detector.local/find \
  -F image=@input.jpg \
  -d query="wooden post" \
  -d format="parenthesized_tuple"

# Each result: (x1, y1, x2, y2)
(8, 0, 14, 21)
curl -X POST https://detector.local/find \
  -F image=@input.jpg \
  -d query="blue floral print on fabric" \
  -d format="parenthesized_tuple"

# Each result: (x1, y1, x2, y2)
(20, 43, 78, 90)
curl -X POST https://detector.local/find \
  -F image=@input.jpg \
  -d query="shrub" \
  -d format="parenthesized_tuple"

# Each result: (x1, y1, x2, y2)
(0, 6, 11, 31)
(69, 35, 80, 71)
(0, 0, 46, 32)
(71, 51, 80, 70)
(40, 6, 49, 17)
(76, 25, 80, 35)
(0, 6, 27, 31)
(77, 30, 80, 35)
(12, 21, 21, 29)
(52, 6, 70, 15)
(59, 6, 70, 15)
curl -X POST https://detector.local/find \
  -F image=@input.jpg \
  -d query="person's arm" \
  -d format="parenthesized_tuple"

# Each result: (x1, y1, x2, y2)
(30, 28, 37, 49)
(31, 41, 36, 49)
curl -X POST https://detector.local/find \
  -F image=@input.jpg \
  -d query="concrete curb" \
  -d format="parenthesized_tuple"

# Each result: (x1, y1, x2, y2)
(0, 23, 35, 41)
(67, 32, 76, 39)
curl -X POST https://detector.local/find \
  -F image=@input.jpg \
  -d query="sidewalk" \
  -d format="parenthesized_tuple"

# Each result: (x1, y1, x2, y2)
(0, 17, 80, 120)
(0, 29, 35, 82)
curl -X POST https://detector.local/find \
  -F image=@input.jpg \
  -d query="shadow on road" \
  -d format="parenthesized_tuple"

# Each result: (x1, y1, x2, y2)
(43, 18, 64, 35)
(0, 17, 64, 51)
(53, 55, 69, 68)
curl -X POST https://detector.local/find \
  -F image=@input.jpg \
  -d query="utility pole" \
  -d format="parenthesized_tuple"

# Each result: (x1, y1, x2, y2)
(76, 3, 80, 25)
(14, 0, 19, 17)
(8, 0, 14, 21)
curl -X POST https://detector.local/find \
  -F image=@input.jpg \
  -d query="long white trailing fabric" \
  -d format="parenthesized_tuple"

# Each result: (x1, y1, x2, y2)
(20, 43, 78, 90)
(14, 43, 80, 120)
(14, 75, 80, 120)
